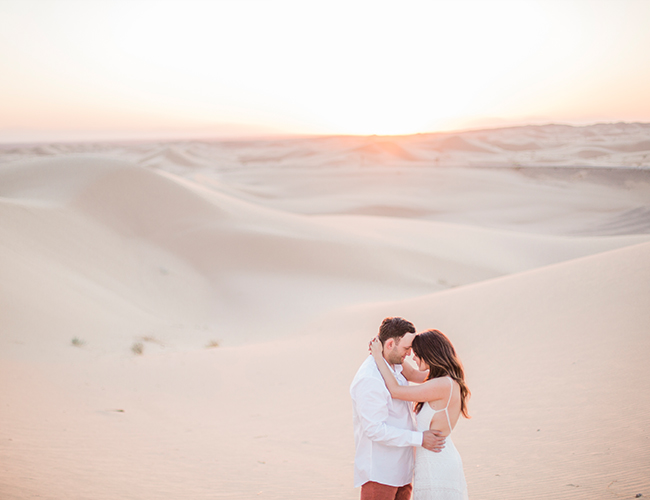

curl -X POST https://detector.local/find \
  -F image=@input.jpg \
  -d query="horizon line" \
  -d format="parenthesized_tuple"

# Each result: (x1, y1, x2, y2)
(1, 120, 649, 147)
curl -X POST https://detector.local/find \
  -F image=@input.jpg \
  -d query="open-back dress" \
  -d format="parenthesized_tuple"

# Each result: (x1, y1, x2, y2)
(413, 376, 468, 500)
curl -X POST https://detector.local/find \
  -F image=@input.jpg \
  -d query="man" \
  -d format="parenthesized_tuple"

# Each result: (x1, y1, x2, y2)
(350, 317, 445, 500)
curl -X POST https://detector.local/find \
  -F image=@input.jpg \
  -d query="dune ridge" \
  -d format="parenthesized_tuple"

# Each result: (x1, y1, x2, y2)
(3, 155, 647, 351)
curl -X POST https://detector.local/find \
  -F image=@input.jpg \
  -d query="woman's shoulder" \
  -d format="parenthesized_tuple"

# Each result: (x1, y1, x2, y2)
(424, 375, 453, 386)
(421, 375, 455, 395)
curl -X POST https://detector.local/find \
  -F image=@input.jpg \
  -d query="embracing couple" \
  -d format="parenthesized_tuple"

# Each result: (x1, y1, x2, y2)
(350, 317, 470, 500)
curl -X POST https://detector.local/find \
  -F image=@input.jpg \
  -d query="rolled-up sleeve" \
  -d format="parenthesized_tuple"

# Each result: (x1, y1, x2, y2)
(352, 376, 423, 447)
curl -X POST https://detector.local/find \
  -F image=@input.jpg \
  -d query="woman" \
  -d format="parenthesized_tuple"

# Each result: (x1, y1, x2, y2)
(370, 329, 470, 500)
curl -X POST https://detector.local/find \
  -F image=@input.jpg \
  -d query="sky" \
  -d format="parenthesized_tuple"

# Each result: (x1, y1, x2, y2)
(1, 0, 649, 142)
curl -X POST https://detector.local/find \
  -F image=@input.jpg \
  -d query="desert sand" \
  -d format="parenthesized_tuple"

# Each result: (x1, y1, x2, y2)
(1, 123, 649, 499)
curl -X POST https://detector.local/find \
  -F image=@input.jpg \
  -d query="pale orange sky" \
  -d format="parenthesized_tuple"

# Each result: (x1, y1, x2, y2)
(1, 0, 649, 142)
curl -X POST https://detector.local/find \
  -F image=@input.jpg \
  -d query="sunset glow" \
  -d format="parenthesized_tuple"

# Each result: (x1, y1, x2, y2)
(1, 0, 649, 141)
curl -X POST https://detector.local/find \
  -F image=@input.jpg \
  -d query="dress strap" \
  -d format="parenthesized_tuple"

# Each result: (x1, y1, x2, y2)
(445, 376, 454, 408)
(444, 376, 454, 432)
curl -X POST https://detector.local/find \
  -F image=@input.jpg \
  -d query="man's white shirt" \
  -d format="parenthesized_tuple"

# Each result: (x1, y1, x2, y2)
(350, 355, 423, 488)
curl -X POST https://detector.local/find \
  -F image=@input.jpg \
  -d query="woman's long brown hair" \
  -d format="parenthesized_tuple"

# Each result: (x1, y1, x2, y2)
(411, 329, 470, 418)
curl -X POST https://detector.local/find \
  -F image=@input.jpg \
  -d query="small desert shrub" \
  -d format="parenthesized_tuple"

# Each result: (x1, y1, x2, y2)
(71, 337, 85, 347)
(131, 342, 144, 355)
(141, 335, 164, 345)
(205, 340, 220, 349)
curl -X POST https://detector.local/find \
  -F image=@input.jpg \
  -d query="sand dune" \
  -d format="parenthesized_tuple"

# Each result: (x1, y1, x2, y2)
(1, 124, 649, 499)
(2, 239, 647, 500)
(3, 155, 647, 349)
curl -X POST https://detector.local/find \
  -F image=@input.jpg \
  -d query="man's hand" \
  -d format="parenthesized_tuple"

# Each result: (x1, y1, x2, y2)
(422, 430, 446, 453)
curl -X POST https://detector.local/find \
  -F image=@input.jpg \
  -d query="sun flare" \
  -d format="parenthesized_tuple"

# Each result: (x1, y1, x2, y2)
(0, 0, 649, 140)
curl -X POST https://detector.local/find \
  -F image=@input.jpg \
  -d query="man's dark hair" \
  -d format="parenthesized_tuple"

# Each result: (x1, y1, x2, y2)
(378, 317, 415, 345)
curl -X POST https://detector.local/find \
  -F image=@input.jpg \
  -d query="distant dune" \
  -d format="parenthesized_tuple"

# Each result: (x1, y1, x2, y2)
(1, 123, 649, 499)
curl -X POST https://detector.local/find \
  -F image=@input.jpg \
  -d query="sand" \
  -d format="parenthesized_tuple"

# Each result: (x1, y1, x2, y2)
(1, 123, 649, 499)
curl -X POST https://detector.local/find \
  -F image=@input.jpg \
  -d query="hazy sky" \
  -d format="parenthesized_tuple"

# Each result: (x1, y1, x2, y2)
(1, 0, 649, 141)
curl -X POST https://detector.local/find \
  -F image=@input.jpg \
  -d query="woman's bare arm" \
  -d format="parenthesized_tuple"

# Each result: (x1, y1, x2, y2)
(370, 338, 441, 402)
(401, 360, 429, 384)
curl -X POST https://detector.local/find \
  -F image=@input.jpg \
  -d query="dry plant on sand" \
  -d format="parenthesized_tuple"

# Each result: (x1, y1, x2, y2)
(131, 342, 144, 355)
(140, 335, 164, 345)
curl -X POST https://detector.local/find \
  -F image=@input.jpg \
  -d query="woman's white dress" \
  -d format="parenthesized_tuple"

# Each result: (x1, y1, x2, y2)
(413, 377, 468, 500)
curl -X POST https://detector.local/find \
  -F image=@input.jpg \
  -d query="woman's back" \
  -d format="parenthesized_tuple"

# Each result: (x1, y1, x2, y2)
(416, 376, 461, 437)
(413, 376, 468, 500)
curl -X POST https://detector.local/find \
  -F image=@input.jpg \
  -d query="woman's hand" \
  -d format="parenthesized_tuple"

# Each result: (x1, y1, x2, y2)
(370, 337, 383, 360)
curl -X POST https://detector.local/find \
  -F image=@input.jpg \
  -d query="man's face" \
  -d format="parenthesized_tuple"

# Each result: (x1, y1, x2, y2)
(385, 333, 415, 365)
